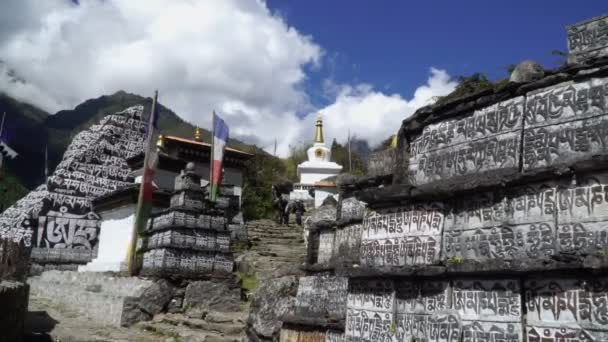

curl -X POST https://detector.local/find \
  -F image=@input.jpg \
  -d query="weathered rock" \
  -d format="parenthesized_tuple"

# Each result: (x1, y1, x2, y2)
(509, 60, 545, 83)
(247, 276, 297, 340)
(338, 197, 366, 225)
(0, 281, 29, 342)
(309, 201, 337, 229)
(120, 296, 152, 327)
(183, 279, 241, 317)
(138, 279, 175, 315)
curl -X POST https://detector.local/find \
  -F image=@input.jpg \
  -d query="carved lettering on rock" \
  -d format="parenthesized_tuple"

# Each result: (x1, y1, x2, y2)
(567, 15, 608, 63)
(452, 280, 521, 322)
(295, 275, 348, 317)
(318, 229, 334, 265)
(360, 203, 444, 267)
(346, 280, 394, 342)
(525, 278, 608, 333)
(409, 96, 524, 186)
(523, 77, 608, 171)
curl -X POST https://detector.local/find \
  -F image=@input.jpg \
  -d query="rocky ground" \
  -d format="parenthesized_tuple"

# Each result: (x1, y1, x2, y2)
(24, 219, 307, 342)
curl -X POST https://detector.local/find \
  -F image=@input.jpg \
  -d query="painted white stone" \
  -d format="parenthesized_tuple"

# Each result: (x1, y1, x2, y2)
(360, 203, 444, 267)
(409, 96, 524, 186)
(452, 279, 521, 322)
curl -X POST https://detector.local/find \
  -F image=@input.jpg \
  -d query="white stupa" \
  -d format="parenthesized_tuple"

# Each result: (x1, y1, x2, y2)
(290, 114, 342, 207)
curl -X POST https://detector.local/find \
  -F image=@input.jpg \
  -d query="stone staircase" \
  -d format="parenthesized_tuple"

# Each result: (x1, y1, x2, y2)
(240, 219, 307, 280)
(138, 311, 247, 342)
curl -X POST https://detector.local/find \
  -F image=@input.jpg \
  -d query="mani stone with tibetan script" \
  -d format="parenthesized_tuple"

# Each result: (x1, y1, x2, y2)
(141, 166, 234, 278)
(567, 14, 608, 64)
(0, 106, 146, 269)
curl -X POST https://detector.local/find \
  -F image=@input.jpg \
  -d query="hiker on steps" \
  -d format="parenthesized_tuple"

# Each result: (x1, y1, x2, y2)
(293, 200, 306, 226)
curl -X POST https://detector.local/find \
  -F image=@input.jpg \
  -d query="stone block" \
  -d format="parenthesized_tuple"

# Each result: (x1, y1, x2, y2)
(360, 203, 445, 268)
(523, 76, 608, 173)
(345, 279, 394, 341)
(318, 229, 334, 265)
(524, 277, 608, 338)
(339, 197, 366, 225)
(121, 296, 152, 327)
(294, 275, 348, 318)
(409, 96, 524, 189)
(567, 14, 608, 63)
(332, 223, 362, 265)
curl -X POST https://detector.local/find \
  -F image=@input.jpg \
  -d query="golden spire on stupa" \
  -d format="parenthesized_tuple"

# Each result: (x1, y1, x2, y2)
(314, 113, 324, 144)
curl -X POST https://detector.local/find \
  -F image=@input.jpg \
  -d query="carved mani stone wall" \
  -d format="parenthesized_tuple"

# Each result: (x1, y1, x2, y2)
(567, 15, 608, 64)
(0, 106, 146, 269)
(280, 16, 608, 342)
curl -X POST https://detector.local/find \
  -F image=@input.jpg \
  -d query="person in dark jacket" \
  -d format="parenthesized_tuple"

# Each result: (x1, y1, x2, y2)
(294, 200, 306, 226)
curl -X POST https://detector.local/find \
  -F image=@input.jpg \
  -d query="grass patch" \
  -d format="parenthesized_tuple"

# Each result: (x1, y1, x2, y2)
(237, 272, 259, 292)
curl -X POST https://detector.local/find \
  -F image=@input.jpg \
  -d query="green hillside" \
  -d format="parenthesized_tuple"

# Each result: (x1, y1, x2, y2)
(0, 91, 256, 210)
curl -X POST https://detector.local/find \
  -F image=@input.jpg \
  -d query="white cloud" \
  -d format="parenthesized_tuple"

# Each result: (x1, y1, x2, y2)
(311, 68, 457, 149)
(0, 0, 456, 157)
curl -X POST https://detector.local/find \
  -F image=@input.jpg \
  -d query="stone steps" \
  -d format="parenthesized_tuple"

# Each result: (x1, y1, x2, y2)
(240, 219, 307, 281)
(138, 312, 245, 342)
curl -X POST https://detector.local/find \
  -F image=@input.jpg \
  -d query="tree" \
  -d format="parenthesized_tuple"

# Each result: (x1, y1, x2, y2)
(241, 149, 288, 220)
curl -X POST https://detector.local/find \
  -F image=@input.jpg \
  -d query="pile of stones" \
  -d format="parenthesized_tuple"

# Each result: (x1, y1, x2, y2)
(141, 163, 234, 278)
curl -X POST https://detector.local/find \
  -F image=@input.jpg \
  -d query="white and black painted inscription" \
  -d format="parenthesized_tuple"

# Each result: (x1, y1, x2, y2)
(318, 229, 334, 265)
(409, 96, 524, 186)
(345, 280, 394, 342)
(294, 275, 348, 317)
(360, 203, 444, 267)
(567, 15, 608, 63)
(525, 277, 608, 341)
(523, 77, 608, 172)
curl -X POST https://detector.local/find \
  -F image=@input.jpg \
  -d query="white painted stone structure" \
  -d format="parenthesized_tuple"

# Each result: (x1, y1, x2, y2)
(290, 114, 342, 207)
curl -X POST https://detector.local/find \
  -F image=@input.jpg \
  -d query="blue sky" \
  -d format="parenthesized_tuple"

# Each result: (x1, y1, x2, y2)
(268, 0, 607, 107)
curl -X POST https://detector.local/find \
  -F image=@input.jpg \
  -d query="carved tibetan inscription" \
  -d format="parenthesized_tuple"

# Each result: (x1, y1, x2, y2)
(409, 96, 523, 186)
(523, 77, 608, 172)
(345, 280, 394, 342)
(294, 275, 348, 317)
(394, 281, 459, 341)
(443, 181, 558, 264)
(557, 171, 608, 255)
(360, 202, 444, 267)
(453, 279, 522, 342)
(567, 15, 608, 63)
(318, 229, 334, 265)
(525, 278, 608, 341)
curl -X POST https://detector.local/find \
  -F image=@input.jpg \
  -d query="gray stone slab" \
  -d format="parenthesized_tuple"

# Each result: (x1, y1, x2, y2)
(567, 14, 608, 63)
(332, 223, 362, 263)
(409, 96, 524, 186)
(452, 279, 521, 323)
(443, 181, 560, 263)
(340, 197, 366, 224)
(524, 277, 608, 332)
(360, 203, 444, 267)
(294, 275, 348, 318)
(557, 172, 608, 255)
(318, 229, 334, 265)
(395, 280, 449, 315)
(523, 77, 608, 172)
(394, 311, 461, 342)
(461, 321, 522, 342)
